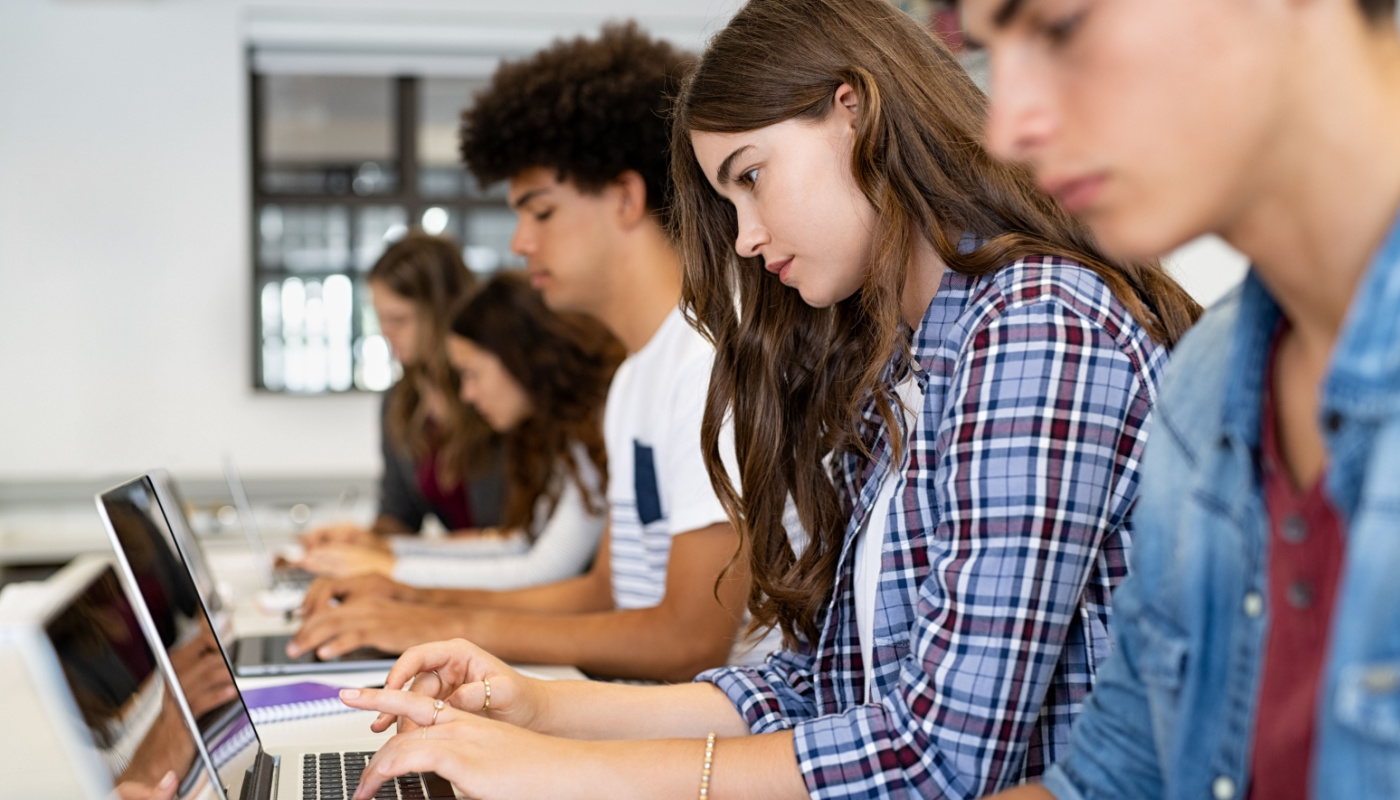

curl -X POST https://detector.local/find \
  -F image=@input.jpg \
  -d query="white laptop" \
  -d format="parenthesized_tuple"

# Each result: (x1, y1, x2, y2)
(0, 555, 220, 799)
(95, 475, 454, 800)
(107, 472, 396, 677)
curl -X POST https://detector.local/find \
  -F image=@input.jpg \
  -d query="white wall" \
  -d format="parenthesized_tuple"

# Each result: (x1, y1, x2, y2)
(0, 0, 1246, 484)
(0, 0, 741, 484)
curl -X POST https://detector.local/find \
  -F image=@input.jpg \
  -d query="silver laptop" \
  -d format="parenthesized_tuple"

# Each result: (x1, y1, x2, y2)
(0, 555, 219, 799)
(95, 476, 453, 800)
(99, 474, 397, 677)
(222, 456, 316, 591)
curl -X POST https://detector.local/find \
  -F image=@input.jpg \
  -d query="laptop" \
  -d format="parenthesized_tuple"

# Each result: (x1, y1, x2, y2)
(99, 474, 397, 677)
(96, 476, 454, 800)
(221, 456, 316, 591)
(0, 555, 219, 799)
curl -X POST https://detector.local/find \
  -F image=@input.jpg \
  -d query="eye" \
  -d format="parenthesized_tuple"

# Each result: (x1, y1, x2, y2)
(534, 208, 554, 222)
(1040, 8, 1087, 46)
(737, 167, 759, 189)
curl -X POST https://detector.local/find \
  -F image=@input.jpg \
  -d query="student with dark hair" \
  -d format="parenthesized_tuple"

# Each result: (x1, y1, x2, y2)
(329, 2, 1201, 798)
(297, 271, 623, 591)
(951, 0, 1400, 798)
(290, 22, 781, 682)
(303, 232, 505, 546)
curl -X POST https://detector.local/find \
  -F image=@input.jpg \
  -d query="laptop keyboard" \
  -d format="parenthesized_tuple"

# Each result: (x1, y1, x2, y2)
(303, 752, 455, 799)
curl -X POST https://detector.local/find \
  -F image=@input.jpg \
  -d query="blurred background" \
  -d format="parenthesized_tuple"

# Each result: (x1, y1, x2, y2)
(0, 0, 1247, 573)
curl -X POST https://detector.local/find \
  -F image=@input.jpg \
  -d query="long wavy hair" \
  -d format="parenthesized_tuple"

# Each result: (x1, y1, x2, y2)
(369, 232, 494, 489)
(451, 272, 624, 538)
(673, 0, 1202, 648)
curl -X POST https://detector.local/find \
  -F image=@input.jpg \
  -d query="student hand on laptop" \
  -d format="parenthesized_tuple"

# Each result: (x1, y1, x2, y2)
(339, 638, 545, 734)
(300, 573, 432, 619)
(296, 544, 395, 579)
(337, 677, 577, 800)
(288, 595, 458, 660)
(301, 522, 389, 551)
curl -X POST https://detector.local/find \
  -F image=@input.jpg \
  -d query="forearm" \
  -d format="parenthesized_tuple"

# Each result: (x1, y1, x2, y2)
(444, 603, 738, 682)
(537, 680, 749, 740)
(987, 787, 1055, 800)
(426, 568, 612, 613)
(572, 731, 806, 800)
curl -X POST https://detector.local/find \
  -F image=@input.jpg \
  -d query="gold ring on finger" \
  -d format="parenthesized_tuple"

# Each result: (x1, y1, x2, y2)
(481, 678, 491, 713)
(430, 698, 445, 726)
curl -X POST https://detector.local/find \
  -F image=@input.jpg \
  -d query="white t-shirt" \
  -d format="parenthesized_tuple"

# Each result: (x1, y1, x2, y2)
(604, 306, 782, 666)
(853, 378, 924, 701)
(389, 442, 606, 591)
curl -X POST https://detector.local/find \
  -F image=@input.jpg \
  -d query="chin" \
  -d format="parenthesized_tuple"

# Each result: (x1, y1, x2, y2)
(1086, 206, 1202, 264)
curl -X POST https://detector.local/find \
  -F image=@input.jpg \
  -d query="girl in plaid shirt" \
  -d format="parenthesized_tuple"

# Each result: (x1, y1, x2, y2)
(336, 1, 1202, 798)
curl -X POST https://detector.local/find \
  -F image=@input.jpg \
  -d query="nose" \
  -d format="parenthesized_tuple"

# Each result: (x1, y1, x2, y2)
(732, 206, 770, 260)
(984, 51, 1057, 166)
(510, 219, 534, 258)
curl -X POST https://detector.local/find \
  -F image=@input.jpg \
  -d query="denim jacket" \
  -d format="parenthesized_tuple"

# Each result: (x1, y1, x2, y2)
(1042, 220, 1400, 800)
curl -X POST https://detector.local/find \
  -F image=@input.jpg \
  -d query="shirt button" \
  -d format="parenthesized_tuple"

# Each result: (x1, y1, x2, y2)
(1243, 592, 1264, 618)
(1280, 514, 1308, 544)
(1288, 581, 1315, 610)
(1213, 776, 1237, 800)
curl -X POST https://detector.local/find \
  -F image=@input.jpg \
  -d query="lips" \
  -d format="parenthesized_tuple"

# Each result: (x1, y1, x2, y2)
(765, 257, 793, 283)
(526, 269, 549, 289)
(1040, 174, 1107, 215)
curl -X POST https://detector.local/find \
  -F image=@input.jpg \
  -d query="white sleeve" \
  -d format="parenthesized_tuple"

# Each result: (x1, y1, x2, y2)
(390, 450, 606, 590)
(391, 532, 530, 558)
(661, 353, 736, 537)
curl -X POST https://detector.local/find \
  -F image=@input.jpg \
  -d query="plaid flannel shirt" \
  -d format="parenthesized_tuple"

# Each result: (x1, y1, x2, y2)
(699, 258, 1171, 799)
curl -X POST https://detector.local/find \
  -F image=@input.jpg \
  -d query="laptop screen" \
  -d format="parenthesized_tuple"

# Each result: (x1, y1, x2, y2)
(99, 476, 261, 799)
(45, 565, 217, 799)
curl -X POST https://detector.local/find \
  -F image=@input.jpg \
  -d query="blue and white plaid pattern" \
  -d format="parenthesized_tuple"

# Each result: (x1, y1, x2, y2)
(699, 258, 1170, 799)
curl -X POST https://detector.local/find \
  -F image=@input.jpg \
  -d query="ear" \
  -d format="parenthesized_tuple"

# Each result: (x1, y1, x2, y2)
(612, 170, 651, 229)
(832, 82, 861, 131)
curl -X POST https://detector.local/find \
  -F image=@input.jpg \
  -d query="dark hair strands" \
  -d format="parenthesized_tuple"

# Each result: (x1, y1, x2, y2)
(451, 272, 624, 538)
(368, 232, 495, 490)
(673, 0, 1202, 649)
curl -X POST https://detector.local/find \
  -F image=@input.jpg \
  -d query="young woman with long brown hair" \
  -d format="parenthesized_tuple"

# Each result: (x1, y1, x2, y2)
(332, 2, 1201, 798)
(300, 232, 504, 548)
(295, 271, 623, 590)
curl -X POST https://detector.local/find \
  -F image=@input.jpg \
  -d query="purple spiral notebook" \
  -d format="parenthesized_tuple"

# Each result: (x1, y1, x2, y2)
(241, 681, 358, 724)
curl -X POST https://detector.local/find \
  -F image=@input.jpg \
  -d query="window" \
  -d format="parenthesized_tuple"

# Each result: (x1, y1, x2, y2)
(251, 70, 520, 393)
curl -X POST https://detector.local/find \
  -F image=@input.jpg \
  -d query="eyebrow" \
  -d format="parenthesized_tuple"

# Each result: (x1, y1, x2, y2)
(510, 187, 550, 209)
(715, 145, 754, 186)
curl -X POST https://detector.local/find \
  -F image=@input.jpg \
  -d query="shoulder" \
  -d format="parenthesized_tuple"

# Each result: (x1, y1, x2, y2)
(938, 257, 1168, 386)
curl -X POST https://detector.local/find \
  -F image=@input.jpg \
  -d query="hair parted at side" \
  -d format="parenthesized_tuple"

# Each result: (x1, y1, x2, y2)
(369, 231, 495, 489)
(451, 272, 624, 539)
(673, 0, 1203, 649)
(460, 21, 692, 227)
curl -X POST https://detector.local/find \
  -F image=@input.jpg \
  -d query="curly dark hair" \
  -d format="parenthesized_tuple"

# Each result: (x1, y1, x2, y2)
(460, 21, 692, 226)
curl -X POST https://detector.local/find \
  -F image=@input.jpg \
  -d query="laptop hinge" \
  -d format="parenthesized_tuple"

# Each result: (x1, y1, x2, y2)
(238, 751, 279, 800)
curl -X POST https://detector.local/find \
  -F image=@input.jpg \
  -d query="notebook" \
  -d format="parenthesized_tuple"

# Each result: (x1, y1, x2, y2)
(241, 681, 359, 725)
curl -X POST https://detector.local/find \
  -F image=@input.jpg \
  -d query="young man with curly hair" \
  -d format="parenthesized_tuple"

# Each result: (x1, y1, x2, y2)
(290, 22, 776, 682)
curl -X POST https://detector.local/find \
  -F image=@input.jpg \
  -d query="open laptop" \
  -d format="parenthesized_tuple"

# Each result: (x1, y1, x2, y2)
(0, 555, 219, 799)
(96, 476, 454, 800)
(99, 474, 397, 677)
(222, 456, 316, 591)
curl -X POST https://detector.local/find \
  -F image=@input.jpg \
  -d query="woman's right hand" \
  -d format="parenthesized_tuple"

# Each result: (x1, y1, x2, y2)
(341, 639, 548, 734)
(300, 522, 386, 551)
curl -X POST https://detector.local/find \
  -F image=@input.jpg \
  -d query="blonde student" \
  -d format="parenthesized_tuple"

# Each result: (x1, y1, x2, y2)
(333, 2, 1202, 798)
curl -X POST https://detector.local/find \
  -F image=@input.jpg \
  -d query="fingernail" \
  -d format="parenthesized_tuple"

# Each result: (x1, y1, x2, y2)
(318, 647, 334, 659)
(340, 688, 360, 700)
(160, 771, 176, 788)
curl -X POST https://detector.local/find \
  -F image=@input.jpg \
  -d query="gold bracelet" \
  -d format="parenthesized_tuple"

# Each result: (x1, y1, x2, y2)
(698, 732, 716, 800)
